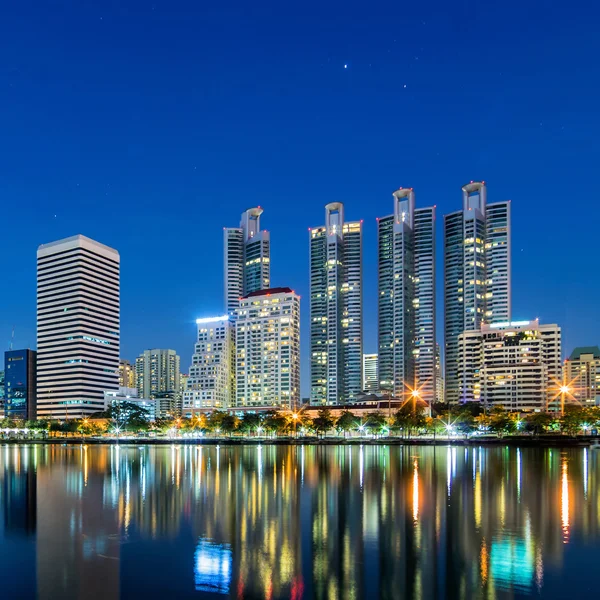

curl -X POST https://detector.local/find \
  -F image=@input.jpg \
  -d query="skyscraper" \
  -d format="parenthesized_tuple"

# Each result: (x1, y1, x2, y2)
(236, 288, 300, 409)
(118, 359, 136, 388)
(136, 349, 181, 417)
(224, 207, 270, 315)
(377, 189, 436, 402)
(4, 350, 37, 420)
(183, 316, 235, 413)
(444, 182, 511, 403)
(362, 354, 379, 392)
(310, 203, 363, 405)
(36, 235, 120, 418)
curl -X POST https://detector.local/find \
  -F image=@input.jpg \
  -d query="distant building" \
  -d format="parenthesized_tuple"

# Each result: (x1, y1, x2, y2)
(136, 349, 180, 418)
(310, 203, 363, 404)
(4, 350, 37, 420)
(378, 188, 436, 403)
(118, 359, 136, 388)
(564, 347, 600, 406)
(236, 288, 300, 409)
(0, 371, 4, 417)
(224, 208, 270, 316)
(183, 316, 235, 414)
(444, 182, 511, 403)
(457, 319, 561, 411)
(36, 235, 120, 418)
(104, 387, 157, 421)
(435, 344, 444, 404)
(362, 354, 379, 392)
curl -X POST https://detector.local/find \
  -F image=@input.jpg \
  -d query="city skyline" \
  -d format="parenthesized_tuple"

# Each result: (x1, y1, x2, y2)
(1, 3, 598, 398)
(2, 178, 594, 400)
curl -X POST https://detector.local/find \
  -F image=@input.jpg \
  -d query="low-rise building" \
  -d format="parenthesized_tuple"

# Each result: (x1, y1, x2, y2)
(183, 316, 235, 415)
(457, 319, 561, 411)
(563, 346, 600, 406)
(104, 387, 157, 421)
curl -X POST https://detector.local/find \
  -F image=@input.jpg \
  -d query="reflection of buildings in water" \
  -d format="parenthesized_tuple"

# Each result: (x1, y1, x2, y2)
(0, 446, 37, 599)
(36, 445, 120, 600)
(2, 447, 37, 536)
(1, 442, 598, 600)
(194, 538, 232, 594)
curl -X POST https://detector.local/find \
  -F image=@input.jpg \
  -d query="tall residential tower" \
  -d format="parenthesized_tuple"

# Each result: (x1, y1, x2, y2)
(377, 189, 436, 403)
(224, 208, 270, 315)
(36, 235, 120, 418)
(310, 203, 363, 405)
(444, 182, 511, 403)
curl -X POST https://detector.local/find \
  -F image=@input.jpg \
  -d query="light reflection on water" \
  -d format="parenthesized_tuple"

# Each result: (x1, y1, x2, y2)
(0, 444, 598, 599)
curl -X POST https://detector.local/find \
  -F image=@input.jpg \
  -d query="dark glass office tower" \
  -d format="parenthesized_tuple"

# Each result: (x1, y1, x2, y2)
(4, 349, 37, 420)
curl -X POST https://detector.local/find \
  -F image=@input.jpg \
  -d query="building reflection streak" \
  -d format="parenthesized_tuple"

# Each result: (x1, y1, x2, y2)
(413, 458, 419, 523)
(583, 448, 588, 499)
(561, 458, 570, 542)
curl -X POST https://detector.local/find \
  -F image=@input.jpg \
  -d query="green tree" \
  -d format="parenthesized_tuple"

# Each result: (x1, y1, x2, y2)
(238, 412, 262, 435)
(524, 412, 555, 435)
(312, 409, 335, 437)
(207, 411, 238, 436)
(263, 411, 289, 436)
(366, 411, 387, 436)
(335, 411, 358, 438)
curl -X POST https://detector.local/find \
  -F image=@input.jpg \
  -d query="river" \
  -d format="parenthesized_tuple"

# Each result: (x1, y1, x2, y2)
(0, 444, 597, 599)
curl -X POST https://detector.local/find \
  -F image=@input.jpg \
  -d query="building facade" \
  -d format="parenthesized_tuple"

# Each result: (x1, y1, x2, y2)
(377, 189, 436, 402)
(362, 354, 379, 392)
(224, 208, 270, 316)
(236, 288, 300, 409)
(4, 350, 37, 420)
(563, 347, 600, 406)
(183, 316, 235, 413)
(310, 203, 363, 405)
(444, 182, 511, 403)
(36, 235, 120, 418)
(118, 359, 136, 388)
(457, 320, 561, 411)
(135, 349, 181, 418)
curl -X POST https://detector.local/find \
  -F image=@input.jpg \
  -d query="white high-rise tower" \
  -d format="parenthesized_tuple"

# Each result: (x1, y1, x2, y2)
(310, 203, 363, 405)
(224, 207, 270, 315)
(36, 235, 120, 418)
(377, 188, 436, 403)
(444, 182, 511, 403)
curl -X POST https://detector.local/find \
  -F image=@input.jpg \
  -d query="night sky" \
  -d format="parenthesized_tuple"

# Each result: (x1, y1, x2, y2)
(1, 1, 598, 395)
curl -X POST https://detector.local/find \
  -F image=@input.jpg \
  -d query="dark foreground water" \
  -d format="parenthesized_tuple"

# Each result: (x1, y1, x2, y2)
(0, 445, 598, 599)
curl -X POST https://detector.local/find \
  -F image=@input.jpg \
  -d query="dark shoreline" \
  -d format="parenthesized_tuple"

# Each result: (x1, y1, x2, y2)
(1, 436, 595, 447)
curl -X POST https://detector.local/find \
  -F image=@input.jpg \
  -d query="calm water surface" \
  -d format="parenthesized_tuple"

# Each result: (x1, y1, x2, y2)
(0, 444, 597, 599)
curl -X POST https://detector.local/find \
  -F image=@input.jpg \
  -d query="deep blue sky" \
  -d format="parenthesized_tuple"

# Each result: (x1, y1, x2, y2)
(1, 1, 598, 395)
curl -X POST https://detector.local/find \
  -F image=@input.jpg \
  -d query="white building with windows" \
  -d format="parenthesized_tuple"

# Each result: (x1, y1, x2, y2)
(236, 288, 300, 409)
(183, 316, 235, 414)
(457, 319, 561, 411)
(36, 235, 120, 419)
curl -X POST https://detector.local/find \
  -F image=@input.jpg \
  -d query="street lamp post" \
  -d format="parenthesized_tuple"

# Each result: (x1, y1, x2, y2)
(292, 413, 299, 438)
